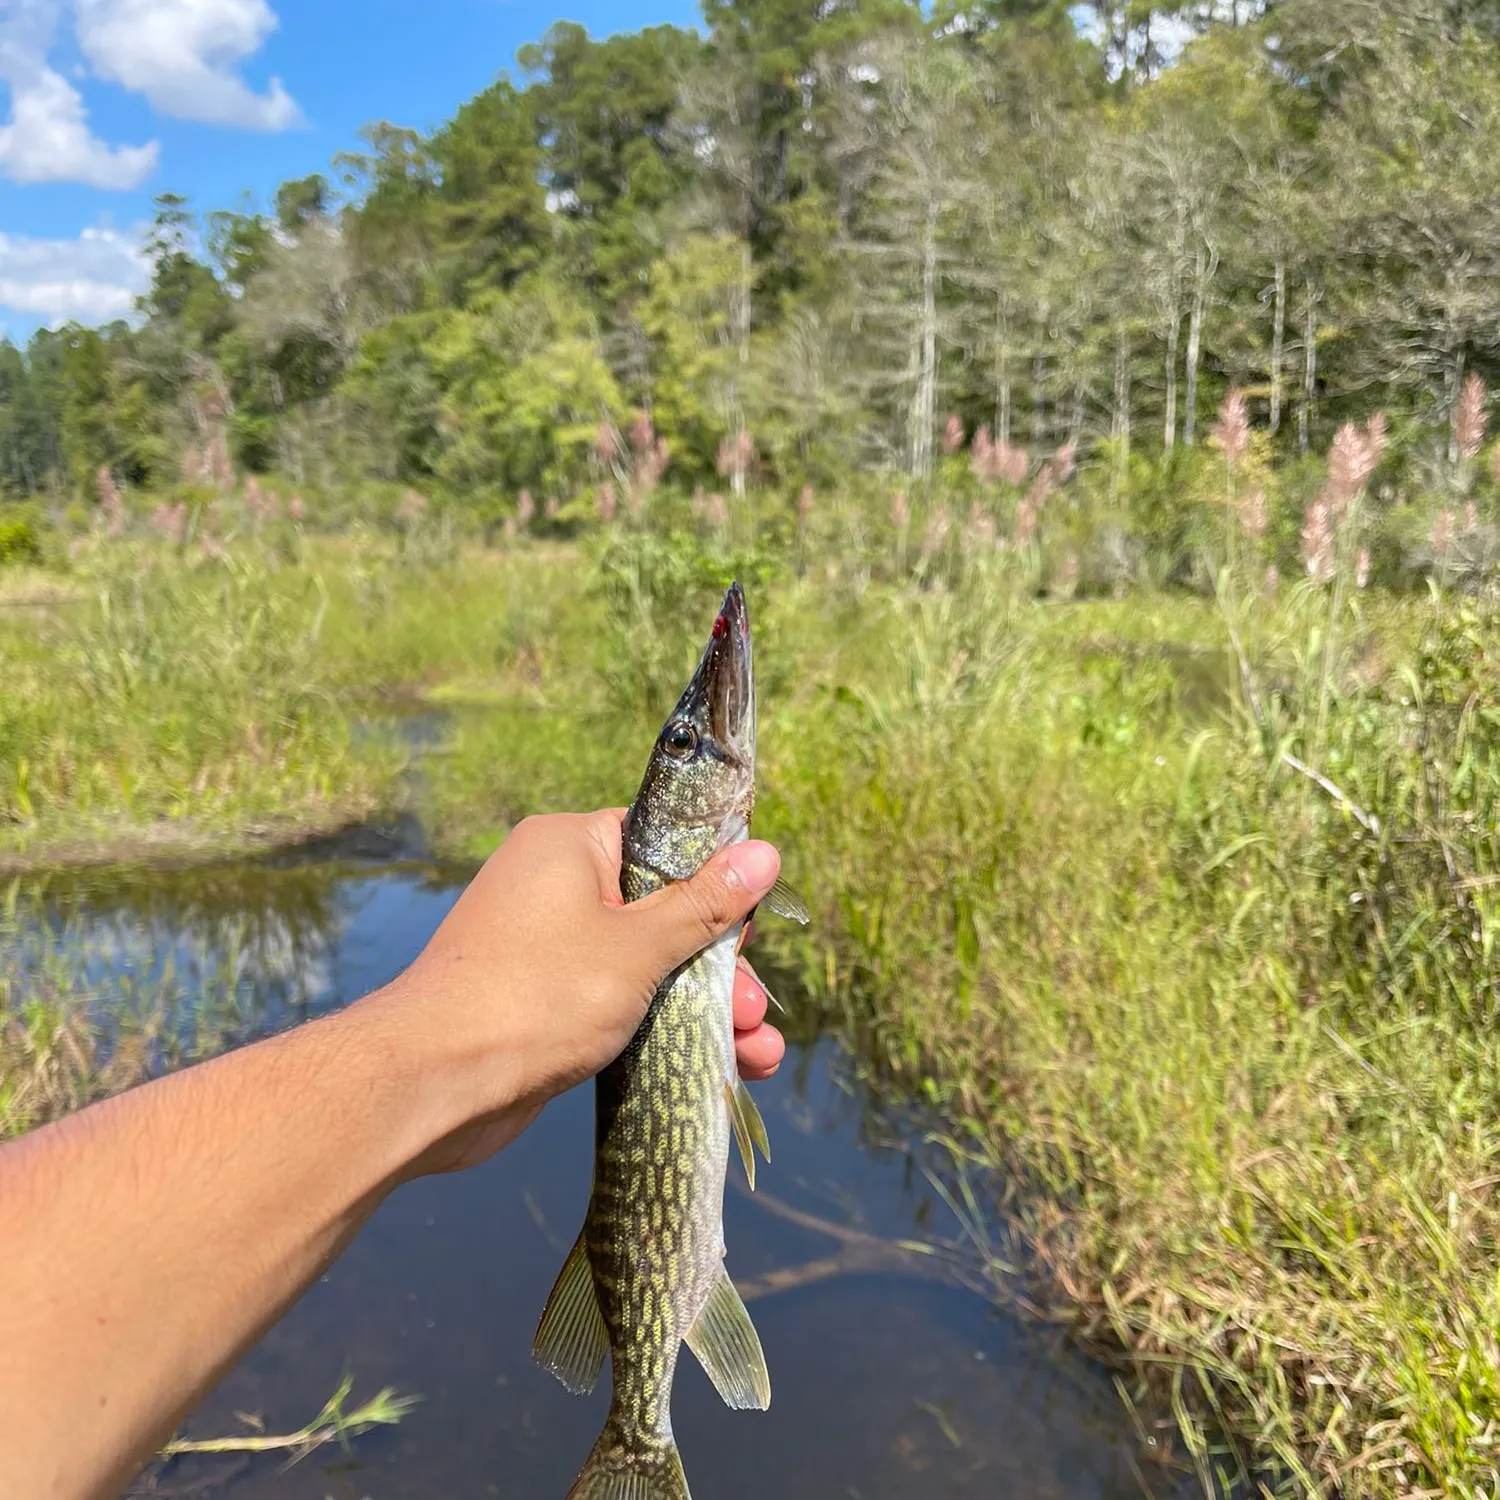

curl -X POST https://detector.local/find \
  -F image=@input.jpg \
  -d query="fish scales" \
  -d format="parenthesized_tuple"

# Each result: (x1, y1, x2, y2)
(587, 926, 735, 1467)
(533, 582, 786, 1500)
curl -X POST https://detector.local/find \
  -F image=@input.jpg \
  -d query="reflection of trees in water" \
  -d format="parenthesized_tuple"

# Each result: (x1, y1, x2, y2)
(4, 863, 353, 1079)
(3, 857, 474, 1135)
(8, 858, 1007, 1290)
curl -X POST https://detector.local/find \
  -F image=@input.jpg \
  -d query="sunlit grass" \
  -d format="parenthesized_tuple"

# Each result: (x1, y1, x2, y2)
(752, 567, 1500, 1498)
(4, 513, 1500, 1495)
(0, 546, 398, 861)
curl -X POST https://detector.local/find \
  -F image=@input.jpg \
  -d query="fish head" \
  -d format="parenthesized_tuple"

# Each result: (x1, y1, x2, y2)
(625, 582, 755, 880)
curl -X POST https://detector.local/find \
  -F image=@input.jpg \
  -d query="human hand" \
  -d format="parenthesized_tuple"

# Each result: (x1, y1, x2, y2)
(376, 809, 786, 1175)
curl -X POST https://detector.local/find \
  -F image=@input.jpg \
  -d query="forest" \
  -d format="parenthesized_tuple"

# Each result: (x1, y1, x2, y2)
(4, 0, 1500, 587)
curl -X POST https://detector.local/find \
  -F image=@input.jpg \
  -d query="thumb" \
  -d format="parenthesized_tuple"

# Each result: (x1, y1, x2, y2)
(627, 841, 781, 975)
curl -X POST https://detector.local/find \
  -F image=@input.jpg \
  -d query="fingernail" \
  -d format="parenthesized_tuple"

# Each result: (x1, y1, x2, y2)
(725, 840, 779, 898)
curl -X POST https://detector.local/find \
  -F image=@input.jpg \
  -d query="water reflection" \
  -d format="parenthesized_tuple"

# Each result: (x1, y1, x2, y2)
(19, 852, 1178, 1499)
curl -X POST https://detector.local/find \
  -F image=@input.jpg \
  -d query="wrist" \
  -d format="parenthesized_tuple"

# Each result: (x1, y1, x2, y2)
(344, 971, 534, 1180)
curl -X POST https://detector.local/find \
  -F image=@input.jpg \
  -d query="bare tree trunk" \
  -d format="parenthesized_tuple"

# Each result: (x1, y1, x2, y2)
(621, 317, 655, 418)
(1164, 308, 1180, 453)
(1447, 343, 1464, 468)
(729, 239, 754, 498)
(1299, 278, 1319, 457)
(1068, 379, 1085, 448)
(1184, 303, 1201, 447)
(994, 292, 1011, 445)
(1183, 245, 1215, 447)
(1112, 328, 1132, 504)
(269, 370, 307, 487)
(1033, 298, 1049, 448)
(1270, 255, 1286, 434)
(290, 420, 307, 489)
(12, 441, 34, 496)
(909, 200, 938, 480)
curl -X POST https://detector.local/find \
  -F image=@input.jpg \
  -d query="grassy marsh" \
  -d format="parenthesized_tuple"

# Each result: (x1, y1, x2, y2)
(3, 511, 1499, 1496)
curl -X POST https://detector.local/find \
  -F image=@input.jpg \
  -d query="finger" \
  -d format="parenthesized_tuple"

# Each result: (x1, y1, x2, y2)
(584, 808, 630, 903)
(627, 841, 780, 974)
(735, 1023, 785, 1081)
(733, 957, 768, 1031)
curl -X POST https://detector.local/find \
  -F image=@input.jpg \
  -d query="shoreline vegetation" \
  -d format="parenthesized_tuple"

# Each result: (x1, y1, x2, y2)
(6, 406, 1500, 1496)
(0, 814, 384, 876)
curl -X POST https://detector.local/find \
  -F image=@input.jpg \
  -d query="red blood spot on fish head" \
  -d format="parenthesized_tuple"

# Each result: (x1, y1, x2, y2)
(712, 613, 728, 639)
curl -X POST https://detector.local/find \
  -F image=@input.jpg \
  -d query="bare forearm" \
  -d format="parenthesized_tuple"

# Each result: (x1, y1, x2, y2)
(0, 988, 465, 1500)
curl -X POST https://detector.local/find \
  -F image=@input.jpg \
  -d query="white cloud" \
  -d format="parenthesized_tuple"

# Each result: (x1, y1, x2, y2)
(75, 0, 301, 130)
(0, 0, 157, 188)
(0, 0, 299, 188)
(0, 222, 149, 325)
(0, 60, 157, 186)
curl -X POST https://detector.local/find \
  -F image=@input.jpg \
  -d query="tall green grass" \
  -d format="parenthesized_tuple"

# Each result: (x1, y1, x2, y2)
(0, 532, 644, 862)
(753, 562, 1500, 1498)
(5, 502, 1500, 1494)
(0, 545, 398, 860)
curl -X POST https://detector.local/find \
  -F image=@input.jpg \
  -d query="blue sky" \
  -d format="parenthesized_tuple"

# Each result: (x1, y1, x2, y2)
(0, 0, 700, 342)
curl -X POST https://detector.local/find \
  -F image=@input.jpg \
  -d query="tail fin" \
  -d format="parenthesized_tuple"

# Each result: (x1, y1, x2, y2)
(565, 1422, 691, 1500)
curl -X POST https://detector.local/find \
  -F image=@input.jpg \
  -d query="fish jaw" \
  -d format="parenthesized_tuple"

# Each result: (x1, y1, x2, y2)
(707, 580, 755, 775)
(625, 582, 755, 883)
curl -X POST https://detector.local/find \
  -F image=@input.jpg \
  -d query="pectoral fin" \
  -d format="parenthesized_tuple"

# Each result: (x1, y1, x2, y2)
(762, 876, 810, 925)
(685, 1267, 771, 1411)
(725, 1079, 770, 1190)
(533, 1233, 608, 1396)
(736, 1079, 770, 1165)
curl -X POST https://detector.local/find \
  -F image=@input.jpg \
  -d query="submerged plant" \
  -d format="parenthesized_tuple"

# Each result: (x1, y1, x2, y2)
(158, 1375, 419, 1464)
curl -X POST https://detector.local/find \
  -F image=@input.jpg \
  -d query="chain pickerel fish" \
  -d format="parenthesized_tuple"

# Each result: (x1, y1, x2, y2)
(532, 581, 807, 1500)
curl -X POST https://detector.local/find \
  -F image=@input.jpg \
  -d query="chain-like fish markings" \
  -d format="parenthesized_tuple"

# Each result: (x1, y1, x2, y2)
(533, 582, 808, 1500)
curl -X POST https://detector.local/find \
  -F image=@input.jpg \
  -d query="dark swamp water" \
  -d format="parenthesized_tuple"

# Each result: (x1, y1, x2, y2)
(25, 840, 1182, 1500)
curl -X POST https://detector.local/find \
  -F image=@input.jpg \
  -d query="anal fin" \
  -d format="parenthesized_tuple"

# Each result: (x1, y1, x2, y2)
(685, 1267, 771, 1411)
(725, 1079, 770, 1190)
(533, 1232, 608, 1395)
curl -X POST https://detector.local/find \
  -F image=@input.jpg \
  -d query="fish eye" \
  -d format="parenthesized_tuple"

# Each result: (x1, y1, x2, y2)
(663, 720, 697, 759)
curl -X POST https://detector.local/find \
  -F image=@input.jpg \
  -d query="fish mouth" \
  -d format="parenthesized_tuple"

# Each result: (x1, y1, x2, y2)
(682, 581, 754, 769)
